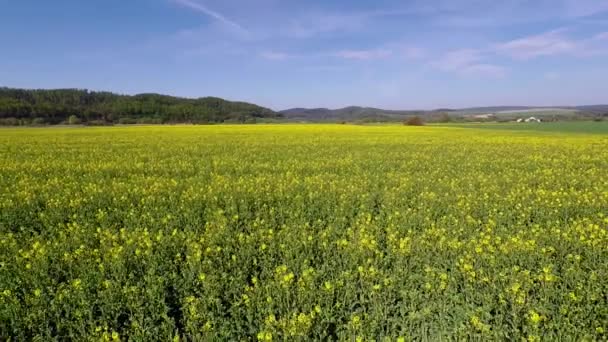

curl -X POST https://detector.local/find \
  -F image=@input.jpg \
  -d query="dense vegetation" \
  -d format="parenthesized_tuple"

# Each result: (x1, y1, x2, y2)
(279, 107, 424, 122)
(1, 125, 607, 341)
(0, 87, 280, 125)
(0, 87, 605, 125)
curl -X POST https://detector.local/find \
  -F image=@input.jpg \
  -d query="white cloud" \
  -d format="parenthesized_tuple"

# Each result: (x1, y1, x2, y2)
(430, 49, 481, 71)
(495, 29, 608, 60)
(562, 0, 608, 17)
(259, 51, 290, 61)
(461, 64, 506, 78)
(332, 48, 392, 60)
(424, 0, 608, 28)
(172, 0, 247, 34)
(298, 65, 350, 72)
(402, 47, 426, 59)
(283, 8, 427, 39)
(495, 29, 576, 60)
(430, 49, 506, 78)
(593, 32, 608, 40)
(286, 13, 368, 39)
(261, 44, 424, 62)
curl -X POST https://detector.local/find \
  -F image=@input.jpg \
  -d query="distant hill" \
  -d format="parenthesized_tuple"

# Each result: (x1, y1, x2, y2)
(449, 106, 535, 114)
(0, 87, 280, 125)
(280, 106, 423, 122)
(575, 105, 608, 112)
(282, 105, 608, 122)
(1, 86, 604, 125)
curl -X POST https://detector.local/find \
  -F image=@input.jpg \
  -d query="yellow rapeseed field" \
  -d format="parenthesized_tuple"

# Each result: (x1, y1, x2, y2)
(0, 124, 607, 340)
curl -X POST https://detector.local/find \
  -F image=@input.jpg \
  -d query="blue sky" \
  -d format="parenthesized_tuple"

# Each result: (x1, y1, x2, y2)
(1, 0, 607, 110)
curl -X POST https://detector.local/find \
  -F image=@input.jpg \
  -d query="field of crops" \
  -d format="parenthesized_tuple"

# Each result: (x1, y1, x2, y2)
(1, 124, 607, 341)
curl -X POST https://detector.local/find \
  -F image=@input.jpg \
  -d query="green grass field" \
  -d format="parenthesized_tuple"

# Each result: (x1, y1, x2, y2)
(1, 124, 607, 341)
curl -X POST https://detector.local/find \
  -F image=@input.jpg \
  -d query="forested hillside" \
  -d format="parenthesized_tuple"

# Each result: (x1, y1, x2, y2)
(0, 88, 280, 125)
(280, 106, 422, 122)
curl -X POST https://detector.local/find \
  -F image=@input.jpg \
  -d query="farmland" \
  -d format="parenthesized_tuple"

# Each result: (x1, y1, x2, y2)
(1, 124, 607, 341)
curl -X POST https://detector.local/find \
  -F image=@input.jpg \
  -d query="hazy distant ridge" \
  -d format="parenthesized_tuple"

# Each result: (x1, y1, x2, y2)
(280, 105, 608, 121)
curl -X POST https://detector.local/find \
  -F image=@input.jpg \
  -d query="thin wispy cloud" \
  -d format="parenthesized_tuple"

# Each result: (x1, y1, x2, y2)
(495, 29, 608, 60)
(426, 0, 608, 28)
(495, 29, 575, 60)
(430, 49, 506, 78)
(258, 48, 396, 61)
(594, 32, 608, 40)
(286, 12, 371, 39)
(284, 8, 427, 39)
(430, 49, 480, 71)
(398, 46, 427, 60)
(561, 0, 608, 18)
(172, 0, 247, 33)
(259, 51, 291, 61)
(332, 48, 392, 60)
(461, 64, 507, 78)
(298, 65, 350, 72)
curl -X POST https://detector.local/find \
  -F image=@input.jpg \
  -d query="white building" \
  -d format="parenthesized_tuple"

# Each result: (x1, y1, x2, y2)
(525, 117, 541, 123)
(518, 117, 541, 123)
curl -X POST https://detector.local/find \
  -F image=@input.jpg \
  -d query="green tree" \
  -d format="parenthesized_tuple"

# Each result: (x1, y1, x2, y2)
(0, 87, 281, 125)
(405, 116, 424, 126)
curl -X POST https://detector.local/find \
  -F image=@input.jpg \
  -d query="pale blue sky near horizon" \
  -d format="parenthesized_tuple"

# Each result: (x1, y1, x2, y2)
(1, 0, 607, 110)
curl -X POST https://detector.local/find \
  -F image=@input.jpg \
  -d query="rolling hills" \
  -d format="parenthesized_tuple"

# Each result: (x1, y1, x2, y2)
(0, 87, 280, 125)
(280, 105, 608, 122)
(1, 86, 605, 125)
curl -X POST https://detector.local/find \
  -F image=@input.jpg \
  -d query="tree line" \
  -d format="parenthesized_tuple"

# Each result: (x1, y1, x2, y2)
(0, 87, 281, 125)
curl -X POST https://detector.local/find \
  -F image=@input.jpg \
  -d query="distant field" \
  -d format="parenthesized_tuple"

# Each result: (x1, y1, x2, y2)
(438, 121, 608, 134)
(449, 108, 580, 118)
(1, 125, 607, 340)
(494, 108, 579, 115)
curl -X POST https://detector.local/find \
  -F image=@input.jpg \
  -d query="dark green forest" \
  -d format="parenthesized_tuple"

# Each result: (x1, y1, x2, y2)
(0, 87, 280, 125)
